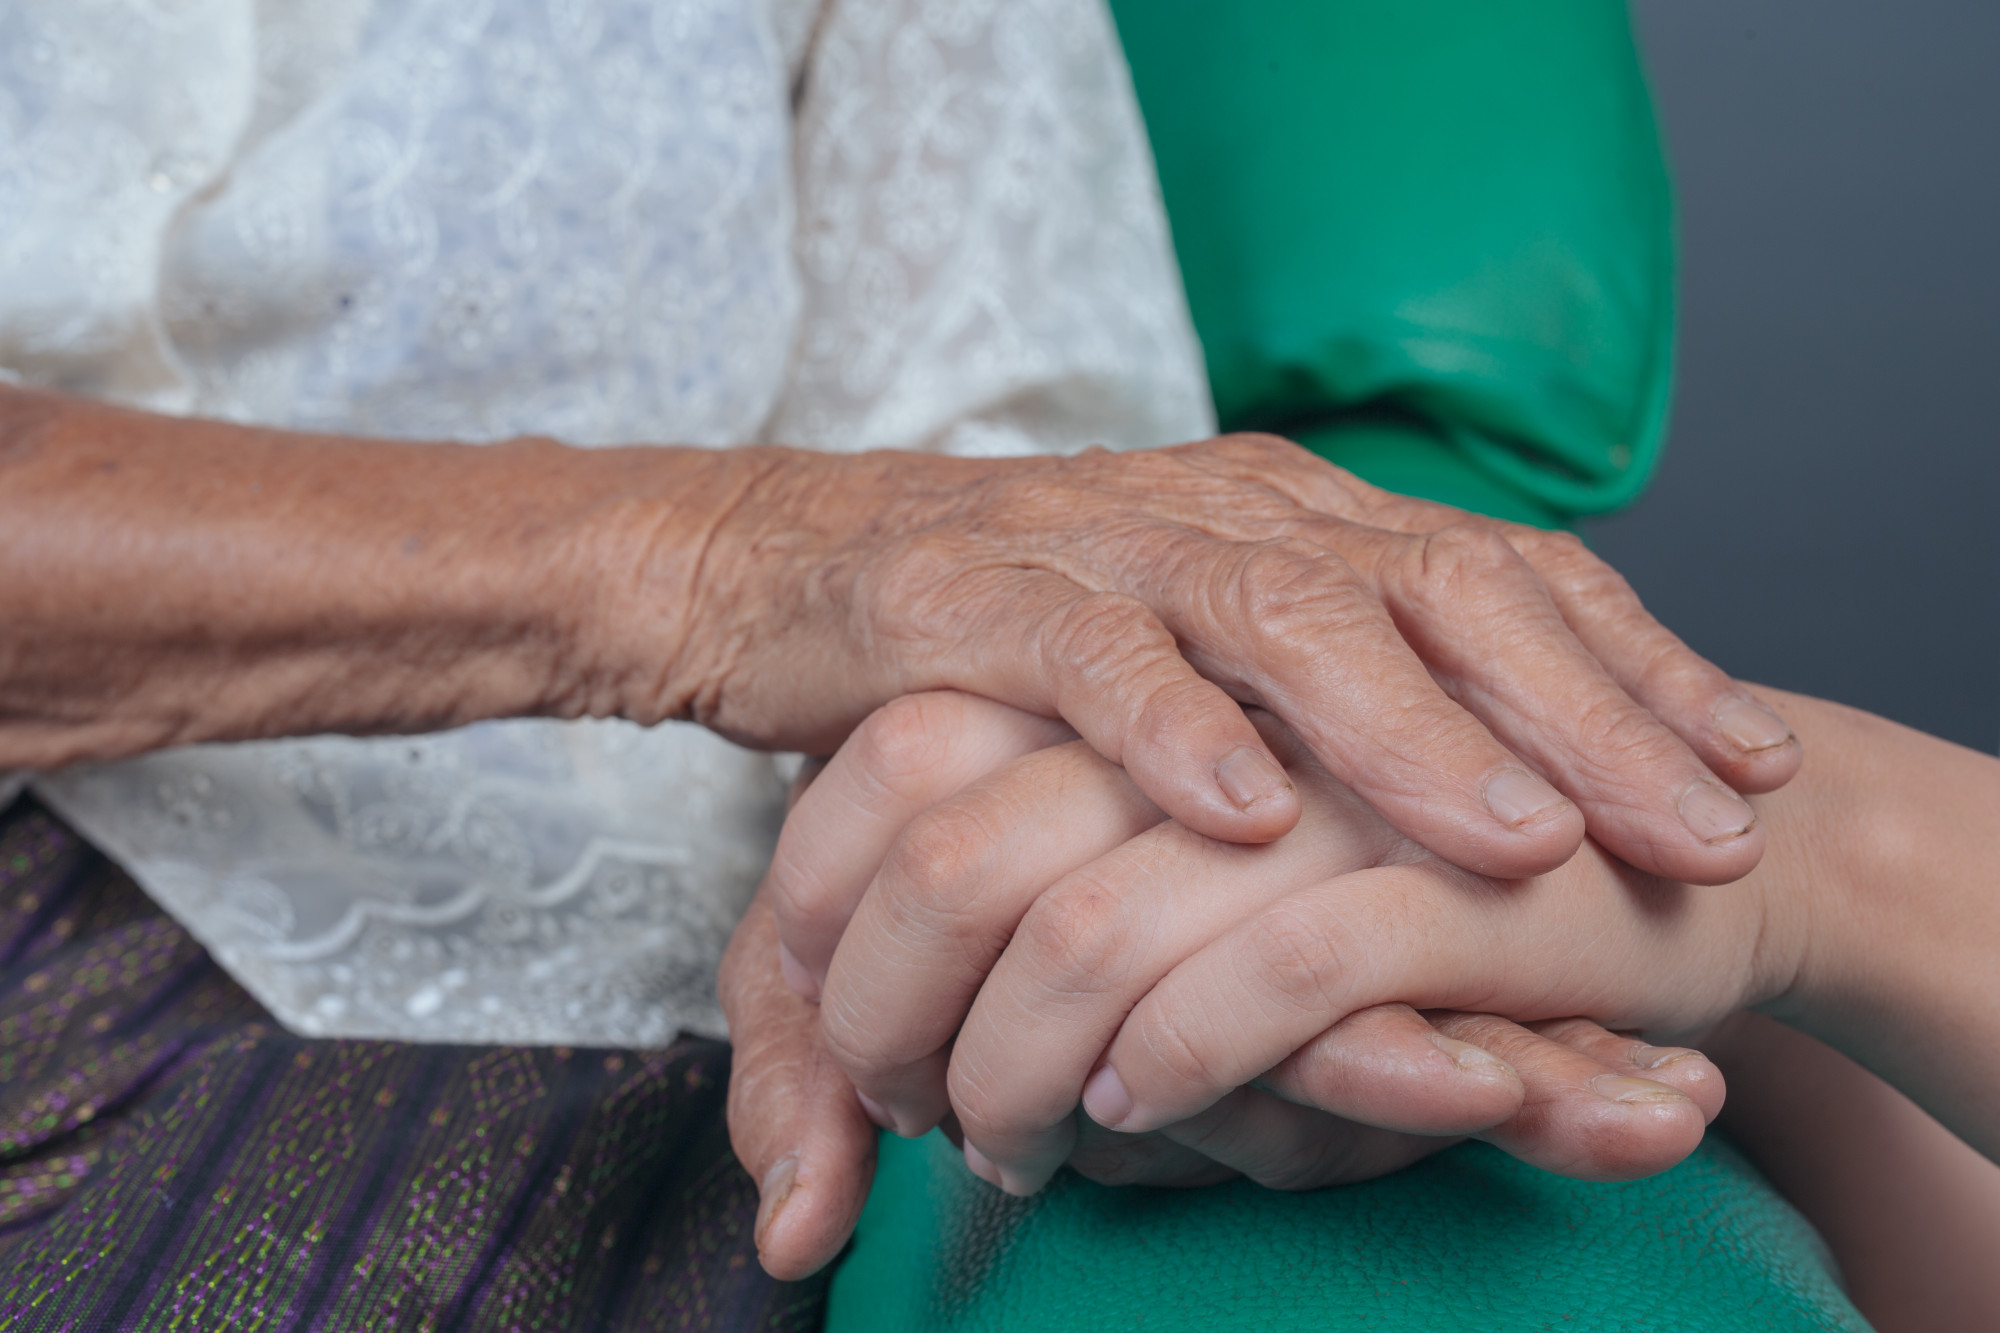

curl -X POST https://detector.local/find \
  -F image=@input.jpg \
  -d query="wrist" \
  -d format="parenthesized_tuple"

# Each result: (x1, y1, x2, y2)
(556, 443, 812, 732)
(1747, 692, 2000, 1155)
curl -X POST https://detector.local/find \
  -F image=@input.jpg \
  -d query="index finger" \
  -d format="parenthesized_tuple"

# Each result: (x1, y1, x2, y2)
(1084, 857, 1749, 1135)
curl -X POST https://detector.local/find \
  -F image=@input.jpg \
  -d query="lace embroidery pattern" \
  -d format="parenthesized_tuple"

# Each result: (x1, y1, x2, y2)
(37, 722, 784, 1044)
(767, 0, 1213, 458)
(4, 0, 1214, 1047)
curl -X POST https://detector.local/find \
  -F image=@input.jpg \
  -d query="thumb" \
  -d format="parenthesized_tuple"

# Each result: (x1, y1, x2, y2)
(722, 889, 878, 1279)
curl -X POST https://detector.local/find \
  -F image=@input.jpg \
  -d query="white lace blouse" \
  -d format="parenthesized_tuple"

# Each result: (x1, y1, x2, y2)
(0, 0, 1213, 1045)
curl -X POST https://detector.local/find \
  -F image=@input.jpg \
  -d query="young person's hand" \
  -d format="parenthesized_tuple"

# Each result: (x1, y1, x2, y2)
(782, 688, 2000, 1197)
(724, 884, 1722, 1280)
(727, 691, 1728, 1277)
(764, 693, 1724, 1195)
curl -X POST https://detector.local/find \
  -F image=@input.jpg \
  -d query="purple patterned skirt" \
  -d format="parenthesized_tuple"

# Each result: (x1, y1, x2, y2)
(0, 796, 825, 1331)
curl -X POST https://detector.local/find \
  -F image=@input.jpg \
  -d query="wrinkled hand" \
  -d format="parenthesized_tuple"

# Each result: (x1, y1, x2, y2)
(650, 435, 1796, 883)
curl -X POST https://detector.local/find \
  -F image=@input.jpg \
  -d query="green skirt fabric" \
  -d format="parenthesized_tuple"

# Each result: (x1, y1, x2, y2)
(830, 1131, 1865, 1332)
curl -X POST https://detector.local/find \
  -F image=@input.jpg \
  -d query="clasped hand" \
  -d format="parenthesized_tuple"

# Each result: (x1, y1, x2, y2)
(724, 692, 1791, 1278)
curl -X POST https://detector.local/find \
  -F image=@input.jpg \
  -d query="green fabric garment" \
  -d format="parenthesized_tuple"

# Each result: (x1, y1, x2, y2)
(1118, 0, 1678, 527)
(830, 1131, 1867, 1333)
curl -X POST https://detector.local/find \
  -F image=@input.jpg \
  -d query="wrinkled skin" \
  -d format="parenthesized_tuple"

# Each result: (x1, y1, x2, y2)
(3, 388, 1792, 884)
(671, 434, 1797, 883)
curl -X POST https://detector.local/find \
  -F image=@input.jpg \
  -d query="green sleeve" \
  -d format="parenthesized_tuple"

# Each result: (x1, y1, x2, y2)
(1108, 0, 1677, 528)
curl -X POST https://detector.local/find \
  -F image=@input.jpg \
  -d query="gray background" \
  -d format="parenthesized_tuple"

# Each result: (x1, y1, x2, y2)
(1587, 1, 2000, 751)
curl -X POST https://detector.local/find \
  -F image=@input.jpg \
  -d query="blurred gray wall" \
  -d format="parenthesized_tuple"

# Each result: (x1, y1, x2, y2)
(1587, 1, 2000, 751)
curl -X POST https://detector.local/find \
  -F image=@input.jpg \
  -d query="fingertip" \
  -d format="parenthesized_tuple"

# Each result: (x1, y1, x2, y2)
(1081, 1063, 1134, 1130)
(1469, 768, 1588, 875)
(1676, 694, 1804, 796)
(753, 1154, 836, 1282)
(1588, 778, 1767, 886)
(753, 1136, 879, 1281)
(962, 1140, 1055, 1197)
(1705, 733, 1803, 797)
(961, 1139, 1005, 1189)
(1626, 1046, 1727, 1123)
(1132, 742, 1301, 845)
(1452, 798, 1588, 880)
(1215, 744, 1298, 819)
(1580, 1076, 1710, 1180)
(1661, 811, 1768, 887)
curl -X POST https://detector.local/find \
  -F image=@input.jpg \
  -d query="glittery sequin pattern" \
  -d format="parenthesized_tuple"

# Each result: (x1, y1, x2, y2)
(0, 798, 825, 1331)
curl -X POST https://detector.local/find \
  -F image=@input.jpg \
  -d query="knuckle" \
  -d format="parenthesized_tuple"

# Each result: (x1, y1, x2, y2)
(817, 989, 940, 1088)
(1206, 431, 1304, 466)
(872, 814, 1014, 972)
(943, 1061, 1001, 1138)
(815, 1003, 898, 1084)
(1047, 592, 1166, 666)
(1241, 905, 1343, 1014)
(862, 533, 978, 633)
(1570, 692, 1690, 771)
(1526, 531, 1637, 607)
(1628, 635, 1723, 703)
(1411, 523, 1530, 591)
(1015, 877, 1137, 995)
(850, 692, 968, 791)
(763, 839, 836, 928)
(945, 1060, 1029, 1145)
(1043, 596, 1192, 727)
(1514, 526, 1589, 568)
(1120, 670, 1234, 762)
(881, 801, 990, 904)
(1143, 995, 1236, 1094)
(1228, 539, 1374, 634)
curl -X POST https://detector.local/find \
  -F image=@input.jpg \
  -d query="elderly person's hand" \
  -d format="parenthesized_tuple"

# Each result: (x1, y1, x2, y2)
(1, 387, 1796, 883)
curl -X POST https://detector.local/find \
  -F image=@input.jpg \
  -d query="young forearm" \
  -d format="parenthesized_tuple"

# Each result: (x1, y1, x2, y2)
(1746, 691, 2000, 1161)
(0, 385, 759, 766)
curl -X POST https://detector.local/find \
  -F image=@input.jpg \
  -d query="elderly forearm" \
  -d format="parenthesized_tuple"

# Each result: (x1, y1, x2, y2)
(0, 384, 764, 767)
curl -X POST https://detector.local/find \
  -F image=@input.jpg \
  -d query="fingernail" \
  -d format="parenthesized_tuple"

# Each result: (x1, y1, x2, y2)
(1679, 780, 1756, 845)
(1081, 1064, 1134, 1129)
(1215, 747, 1293, 812)
(855, 1090, 897, 1132)
(1715, 697, 1794, 753)
(1591, 1074, 1689, 1105)
(1482, 768, 1566, 829)
(962, 1141, 1004, 1189)
(754, 1154, 800, 1246)
(1429, 1034, 1520, 1082)
(778, 942, 820, 1003)
(1632, 1043, 1702, 1071)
